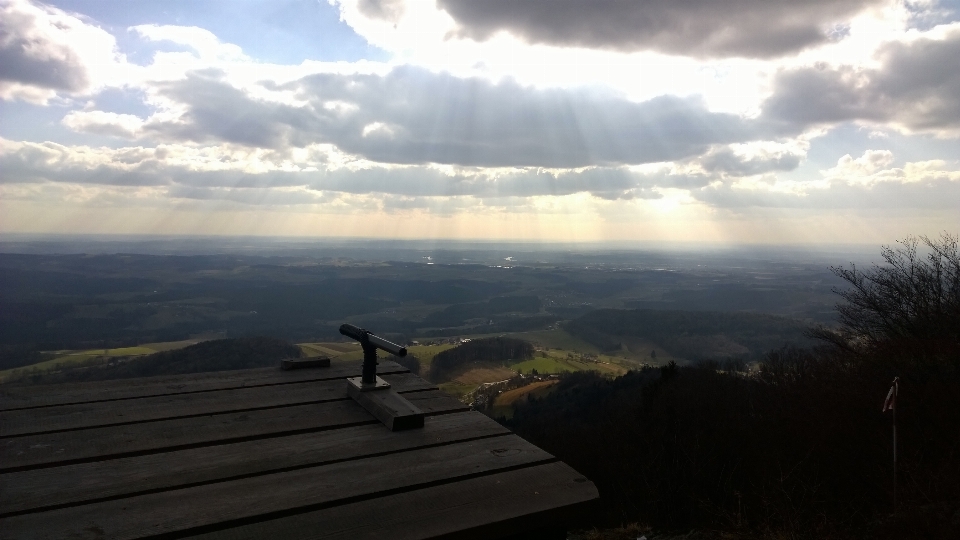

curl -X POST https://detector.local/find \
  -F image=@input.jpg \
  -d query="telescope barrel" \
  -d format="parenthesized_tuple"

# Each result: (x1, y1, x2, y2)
(339, 324, 407, 357)
(339, 323, 365, 342)
(367, 333, 407, 357)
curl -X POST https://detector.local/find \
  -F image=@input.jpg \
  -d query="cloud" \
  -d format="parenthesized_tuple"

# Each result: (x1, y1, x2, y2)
(823, 149, 895, 182)
(132, 66, 766, 168)
(698, 142, 806, 176)
(695, 175, 960, 209)
(0, 0, 121, 102)
(0, 137, 706, 200)
(0, 0, 88, 97)
(356, 0, 406, 22)
(130, 25, 248, 62)
(62, 110, 145, 138)
(434, 0, 883, 58)
(692, 150, 960, 208)
(763, 26, 960, 134)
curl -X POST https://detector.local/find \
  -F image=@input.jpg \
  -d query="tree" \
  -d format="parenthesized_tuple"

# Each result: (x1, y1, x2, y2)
(813, 233, 960, 363)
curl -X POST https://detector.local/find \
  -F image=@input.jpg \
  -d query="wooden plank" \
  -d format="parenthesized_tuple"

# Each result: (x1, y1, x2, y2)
(400, 391, 469, 416)
(0, 361, 406, 411)
(281, 357, 331, 370)
(0, 436, 556, 540)
(0, 372, 430, 437)
(1, 412, 508, 516)
(191, 462, 599, 540)
(0, 389, 459, 473)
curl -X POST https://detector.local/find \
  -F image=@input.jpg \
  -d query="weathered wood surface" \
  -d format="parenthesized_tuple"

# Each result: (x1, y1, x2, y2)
(1, 389, 463, 473)
(2, 435, 556, 539)
(193, 462, 598, 540)
(0, 361, 598, 539)
(0, 372, 429, 437)
(0, 360, 406, 411)
(1, 412, 504, 516)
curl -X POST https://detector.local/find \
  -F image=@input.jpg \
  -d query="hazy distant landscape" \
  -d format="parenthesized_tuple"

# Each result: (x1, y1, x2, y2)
(0, 236, 844, 381)
(2, 234, 958, 539)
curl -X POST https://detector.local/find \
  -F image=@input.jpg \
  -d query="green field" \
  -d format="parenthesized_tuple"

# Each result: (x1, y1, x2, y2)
(511, 356, 586, 375)
(511, 329, 605, 353)
(0, 340, 202, 382)
(438, 381, 478, 399)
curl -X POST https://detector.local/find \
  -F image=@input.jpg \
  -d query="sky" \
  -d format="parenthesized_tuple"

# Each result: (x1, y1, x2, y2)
(1, 0, 958, 244)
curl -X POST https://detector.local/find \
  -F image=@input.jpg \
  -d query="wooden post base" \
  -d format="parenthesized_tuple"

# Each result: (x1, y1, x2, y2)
(346, 376, 425, 431)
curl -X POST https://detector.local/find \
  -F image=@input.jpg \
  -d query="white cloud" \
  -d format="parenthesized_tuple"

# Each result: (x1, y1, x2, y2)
(824, 149, 896, 183)
(693, 149, 960, 207)
(0, 0, 127, 102)
(62, 110, 146, 139)
(131, 25, 248, 62)
(762, 24, 960, 135)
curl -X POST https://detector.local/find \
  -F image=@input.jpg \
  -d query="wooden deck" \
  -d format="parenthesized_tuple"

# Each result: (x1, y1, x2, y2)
(0, 360, 598, 539)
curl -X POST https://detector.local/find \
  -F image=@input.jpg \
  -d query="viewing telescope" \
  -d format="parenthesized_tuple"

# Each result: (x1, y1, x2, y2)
(339, 324, 406, 384)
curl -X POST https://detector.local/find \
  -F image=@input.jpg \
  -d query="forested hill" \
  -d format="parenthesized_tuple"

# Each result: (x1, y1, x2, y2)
(564, 308, 814, 361)
(429, 337, 533, 381)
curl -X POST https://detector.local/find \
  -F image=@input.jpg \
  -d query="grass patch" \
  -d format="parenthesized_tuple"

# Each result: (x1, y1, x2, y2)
(438, 381, 476, 399)
(510, 356, 589, 375)
(0, 340, 204, 382)
(298, 342, 361, 358)
(141, 339, 203, 352)
(452, 365, 517, 385)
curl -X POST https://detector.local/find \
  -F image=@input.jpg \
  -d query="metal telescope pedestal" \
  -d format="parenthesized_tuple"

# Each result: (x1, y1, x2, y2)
(341, 324, 425, 431)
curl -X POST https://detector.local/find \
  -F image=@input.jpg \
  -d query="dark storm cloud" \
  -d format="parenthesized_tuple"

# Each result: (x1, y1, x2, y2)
(763, 28, 960, 132)
(0, 3, 88, 93)
(143, 66, 766, 168)
(435, 0, 881, 58)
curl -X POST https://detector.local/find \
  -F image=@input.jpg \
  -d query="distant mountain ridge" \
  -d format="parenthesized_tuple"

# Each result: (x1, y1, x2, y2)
(564, 308, 814, 361)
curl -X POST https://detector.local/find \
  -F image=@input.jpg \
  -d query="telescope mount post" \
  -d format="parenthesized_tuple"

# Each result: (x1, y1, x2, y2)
(342, 325, 421, 430)
(360, 332, 381, 385)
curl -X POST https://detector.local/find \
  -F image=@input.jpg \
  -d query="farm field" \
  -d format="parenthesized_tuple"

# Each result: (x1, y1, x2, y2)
(512, 355, 628, 376)
(412, 331, 648, 398)
(490, 379, 560, 419)
(510, 329, 604, 353)
(451, 366, 517, 385)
